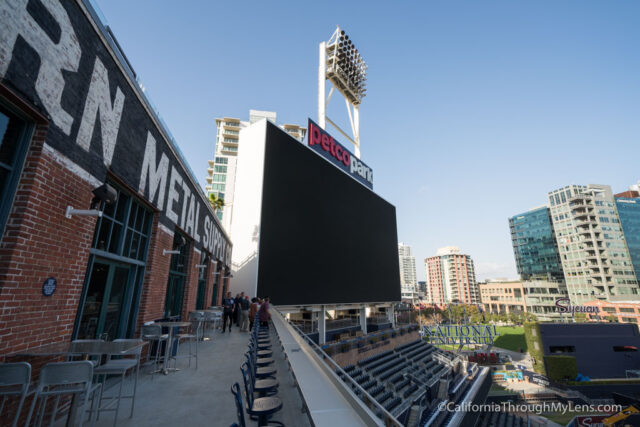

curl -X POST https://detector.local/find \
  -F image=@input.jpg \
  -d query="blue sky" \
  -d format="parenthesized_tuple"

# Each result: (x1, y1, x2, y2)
(95, 0, 640, 280)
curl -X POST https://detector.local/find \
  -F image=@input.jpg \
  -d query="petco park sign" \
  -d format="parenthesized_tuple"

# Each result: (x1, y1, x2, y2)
(307, 119, 373, 189)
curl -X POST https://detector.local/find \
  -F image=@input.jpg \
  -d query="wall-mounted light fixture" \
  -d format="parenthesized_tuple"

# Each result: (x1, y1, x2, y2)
(195, 264, 207, 269)
(65, 206, 102, 219)
(66, 183, 118, 219)
(163, 249, 180, 256)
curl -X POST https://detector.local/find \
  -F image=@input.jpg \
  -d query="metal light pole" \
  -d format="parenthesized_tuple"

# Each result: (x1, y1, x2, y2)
(318, 26, 367, 158)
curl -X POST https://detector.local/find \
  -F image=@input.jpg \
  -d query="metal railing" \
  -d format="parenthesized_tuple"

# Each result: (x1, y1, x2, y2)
(276, 309, 402, 427)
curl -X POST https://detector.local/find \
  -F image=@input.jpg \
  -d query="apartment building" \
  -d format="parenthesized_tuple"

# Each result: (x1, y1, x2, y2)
(425, 246, 480, 305)
(206, 110, 306, 232)
(398, 242, 417, 301)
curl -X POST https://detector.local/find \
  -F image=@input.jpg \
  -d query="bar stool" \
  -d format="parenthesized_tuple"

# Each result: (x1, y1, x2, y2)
(248, 343, 274, 366)
(241, 363, 278, 397)
(141, 324, 168, 376)
(241, 375, 283, 426)
(0, 362, 36, 427)
(231, 383, 283, 427)
(245, 353, 276, 379)
(174, 316, 200, 369)
(204, 311, 220, 338)
(93, 339, 142, 425)
(26, 361, 101, 427)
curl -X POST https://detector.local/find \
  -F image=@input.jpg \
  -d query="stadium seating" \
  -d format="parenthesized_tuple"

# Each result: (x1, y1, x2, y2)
(335, 334, 484, 425)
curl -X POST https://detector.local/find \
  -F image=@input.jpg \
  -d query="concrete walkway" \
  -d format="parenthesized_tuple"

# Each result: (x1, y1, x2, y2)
(91, 325, 311, 426)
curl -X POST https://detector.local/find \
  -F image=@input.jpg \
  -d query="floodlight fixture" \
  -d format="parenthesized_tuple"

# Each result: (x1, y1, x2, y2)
(318, 26, 368, 158)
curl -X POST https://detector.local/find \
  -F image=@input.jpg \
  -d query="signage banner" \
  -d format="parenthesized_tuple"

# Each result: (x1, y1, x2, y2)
(307, 119, 373, 189)
(521, 370, 567, 390)
(422, 324, 498, 345)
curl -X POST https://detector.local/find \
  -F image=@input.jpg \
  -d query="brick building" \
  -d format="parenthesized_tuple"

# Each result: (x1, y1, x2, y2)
(424, 246, 480, 305)
(0, 0, 231, 356)
(583, 300, 640, 325)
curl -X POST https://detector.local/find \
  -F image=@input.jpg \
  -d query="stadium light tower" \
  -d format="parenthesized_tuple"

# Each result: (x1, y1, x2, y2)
(318, 26, 367, 158)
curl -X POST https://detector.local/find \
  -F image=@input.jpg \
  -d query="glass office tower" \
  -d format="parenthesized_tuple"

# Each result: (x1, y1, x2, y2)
(616, 197, 640, 283)
(509, 206, 564, 281)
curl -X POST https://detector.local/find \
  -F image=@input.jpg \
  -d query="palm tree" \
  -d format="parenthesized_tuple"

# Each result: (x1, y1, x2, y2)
(208, 193, 225, 212)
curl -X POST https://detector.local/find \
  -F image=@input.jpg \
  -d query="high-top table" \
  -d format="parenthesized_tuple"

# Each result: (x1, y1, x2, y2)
(153, 321, 192, 374)
(14, 339, 147, 357)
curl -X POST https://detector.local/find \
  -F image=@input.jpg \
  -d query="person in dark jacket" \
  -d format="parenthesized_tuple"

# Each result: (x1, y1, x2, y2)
(233, 293, 241, 326)
(222, 292, 234, 333)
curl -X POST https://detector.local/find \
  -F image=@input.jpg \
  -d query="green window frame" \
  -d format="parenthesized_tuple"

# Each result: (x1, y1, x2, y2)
(0, 101, 34, 241)
(74, 182, 154, 339)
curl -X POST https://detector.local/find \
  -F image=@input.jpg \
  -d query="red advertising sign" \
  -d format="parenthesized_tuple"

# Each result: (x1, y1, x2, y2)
(307, 119, 373, 189)
(572, 414, 611, 427)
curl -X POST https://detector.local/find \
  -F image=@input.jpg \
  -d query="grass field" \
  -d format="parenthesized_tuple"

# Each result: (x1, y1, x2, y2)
(492, 326, 527, 352)
(428, 325, 527, 353)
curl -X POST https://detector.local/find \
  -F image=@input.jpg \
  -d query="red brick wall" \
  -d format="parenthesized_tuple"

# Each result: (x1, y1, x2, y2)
(181, 246, 199, 318)
(136, 222, 172, 327)
(0, 126, 97, 356)
(203, 260, 214, 309)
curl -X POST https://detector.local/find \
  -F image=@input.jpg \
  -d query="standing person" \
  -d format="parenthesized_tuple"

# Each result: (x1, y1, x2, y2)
(258, 297, 271, 329)
(233, 293, 241, 326)
(239, 295, 250, 331)
(249, 298, 259, 331)
(222, 292, 235, 333)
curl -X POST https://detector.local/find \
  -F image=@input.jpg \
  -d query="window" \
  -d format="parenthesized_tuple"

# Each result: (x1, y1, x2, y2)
(92, 190, 152, 261)
(211, 183, 225, 191)
(195, 251, 210, 309)
(0, 103, 33, 240)
(214, 165, 227, 173)
(76, 184, 154, 340)
(613, 346, 637, 352)
(215, 157, 228, 164)
(213, 173, 226, 182)
(550, 345, 575, 353)
(164, 230, 191, 318)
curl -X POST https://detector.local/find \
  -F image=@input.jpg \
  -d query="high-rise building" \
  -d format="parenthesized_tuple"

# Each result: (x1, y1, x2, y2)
(547, 184, 639, 304)
(398, 242, 417, 300)
(509, 206, 564, 281)
(615, 196, 640, 283)
(205, 110, 306, 231)
(425, 246, 480, 305)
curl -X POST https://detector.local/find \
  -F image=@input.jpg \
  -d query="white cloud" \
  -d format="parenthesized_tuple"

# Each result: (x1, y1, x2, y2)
(474, 261, 517, 281)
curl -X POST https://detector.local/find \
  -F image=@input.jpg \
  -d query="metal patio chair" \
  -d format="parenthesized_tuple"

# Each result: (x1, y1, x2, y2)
(0, 362, 36, 427)
(25, 361, 101, 427)
(93, 339, 142, 425)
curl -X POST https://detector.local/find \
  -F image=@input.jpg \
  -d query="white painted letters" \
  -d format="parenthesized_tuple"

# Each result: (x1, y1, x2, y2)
(166, 166, 183, 223)
(0, 0, 81, 135)
(76, 57, 125, 165)
(139, 132, 169, 210)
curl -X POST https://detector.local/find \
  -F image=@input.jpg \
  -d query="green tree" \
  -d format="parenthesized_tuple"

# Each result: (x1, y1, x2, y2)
(606, 315, 618, 323)
(208, 193, 225, 212)
(574, 313, 587, 323)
